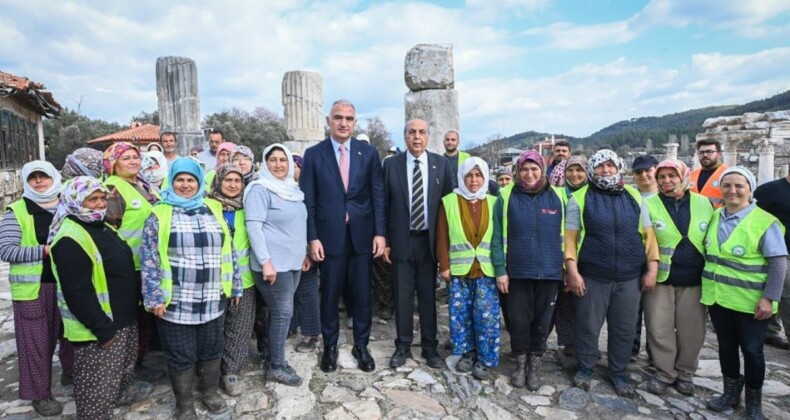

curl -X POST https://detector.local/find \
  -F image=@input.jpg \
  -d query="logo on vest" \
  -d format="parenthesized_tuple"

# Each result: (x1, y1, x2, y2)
(705, 238, 711, 247)
(712, 181, 720, 188)
(699, 221, 708, 231)
(732, 245, 746, 257)
(130, 199, 142, 209)
(653, 221, 666, 231)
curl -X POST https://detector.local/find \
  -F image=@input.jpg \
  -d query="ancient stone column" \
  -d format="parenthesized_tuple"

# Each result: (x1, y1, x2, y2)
(282, 71, 324, 155)
(757, 143, 775, 185)
(156, 56, 205, 156)
(721, 138, 741, 167)
(404, 44, 459, 154)
(665, 143, 679, 161)
(680, 134, 690, 155)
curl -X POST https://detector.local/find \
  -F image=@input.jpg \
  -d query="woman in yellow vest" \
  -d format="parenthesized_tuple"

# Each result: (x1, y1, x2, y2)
(437, 157, 499, 381)
(140, 150, 169, 192)
(102, 141, 161, 370)
(702, 166, 787, 419)
(204, 163, 254, 397)
(49, 176, 153, 419)
(140, 158, 242, 419)
(0, 161, 72, 416)
(642, 159, 712, 396)
(204, 141, 235, 190)
(491, 151, 565, 390)
(231, 145, 258, 184)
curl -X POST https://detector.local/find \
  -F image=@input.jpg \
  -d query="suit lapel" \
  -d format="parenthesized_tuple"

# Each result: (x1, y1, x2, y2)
(396, 153, 409, 211)
(319, 139, 346, 193)
(349, 140, 361, 192)
(427, 153, 439, 209)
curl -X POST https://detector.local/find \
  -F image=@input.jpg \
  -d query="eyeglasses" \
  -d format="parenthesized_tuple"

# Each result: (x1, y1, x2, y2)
(697, 150, 718, 156)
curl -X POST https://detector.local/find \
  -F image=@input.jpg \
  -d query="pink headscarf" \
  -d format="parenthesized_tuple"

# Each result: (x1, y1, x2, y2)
(102, 142, 139, 176)
(515, 150, 548, 193)
(655, 159, 691, 197)
(215, 142, 236, 168)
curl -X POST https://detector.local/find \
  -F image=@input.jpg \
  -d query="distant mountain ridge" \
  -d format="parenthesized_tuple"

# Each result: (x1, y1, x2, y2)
(470, 89, 790, 155)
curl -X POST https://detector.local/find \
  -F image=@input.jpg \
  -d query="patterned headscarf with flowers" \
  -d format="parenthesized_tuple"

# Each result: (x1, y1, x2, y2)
(47, 176, 109, 242)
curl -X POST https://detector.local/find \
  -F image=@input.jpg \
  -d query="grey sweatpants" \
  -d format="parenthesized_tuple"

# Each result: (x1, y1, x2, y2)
(573, 276, 641, 376)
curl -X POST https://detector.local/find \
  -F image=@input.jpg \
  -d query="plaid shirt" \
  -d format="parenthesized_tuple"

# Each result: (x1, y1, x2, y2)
(141, 205, 242, 325)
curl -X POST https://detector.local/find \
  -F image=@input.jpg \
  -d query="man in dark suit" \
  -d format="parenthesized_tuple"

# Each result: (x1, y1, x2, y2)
(300, 100, 386, 373)
(383, 118, 454, 368)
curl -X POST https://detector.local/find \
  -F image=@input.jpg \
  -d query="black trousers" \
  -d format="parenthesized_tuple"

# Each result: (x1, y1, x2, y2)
(709, 304, 769, 389)
(157, 316, 224, 373)
(393, 231, 438, 351)
(320, 225, 373, 347)
(507, 279, 560, 355)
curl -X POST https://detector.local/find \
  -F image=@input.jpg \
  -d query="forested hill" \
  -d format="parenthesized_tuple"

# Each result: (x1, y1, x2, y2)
(470, 89, 790, 154)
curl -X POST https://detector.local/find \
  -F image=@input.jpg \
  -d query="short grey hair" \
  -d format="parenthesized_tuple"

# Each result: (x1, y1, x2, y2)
(404, 119, 430, 136)
(330, 99, 356, 112)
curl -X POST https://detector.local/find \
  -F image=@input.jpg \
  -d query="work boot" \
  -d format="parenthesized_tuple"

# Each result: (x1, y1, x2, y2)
(573, 367, 593, 391)
(706, 376, 743, 412)
(169, 367, 197, 420)
(32, 396, 62, 417)
(456, 350, 476, 373)
(745, 387, 765, 420)
(197, 359, 227, 414)
(511, 354, 527, 388)
(526, 353, 543, 391)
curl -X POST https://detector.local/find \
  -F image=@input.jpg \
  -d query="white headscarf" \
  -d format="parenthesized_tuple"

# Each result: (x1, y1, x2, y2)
(454, 157, 489, 201)
(22, 160, 62, 204)
(141, 151, 168, 186)
(721, 166, 757, 201)
(245, 143, 304, 202)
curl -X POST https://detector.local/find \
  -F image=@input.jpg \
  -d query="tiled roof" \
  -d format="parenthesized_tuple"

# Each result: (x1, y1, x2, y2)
(0, 70, 62, 118)
(88, 124, 160, 144)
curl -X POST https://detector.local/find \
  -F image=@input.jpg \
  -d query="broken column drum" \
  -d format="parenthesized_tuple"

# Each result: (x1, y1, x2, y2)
(156, 56, 205, 156)
(282, 71, 324, 155)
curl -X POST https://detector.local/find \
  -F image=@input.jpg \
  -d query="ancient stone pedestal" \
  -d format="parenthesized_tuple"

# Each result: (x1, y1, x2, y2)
(156, 56, 205, 156)
(680, 134, 690, 154)
(282, 71, 324, 155)
(404, 44, 459, 154)
(721, 138, 741, 167)
(757, 144, 775, 185)
(665, 143, 679, 160)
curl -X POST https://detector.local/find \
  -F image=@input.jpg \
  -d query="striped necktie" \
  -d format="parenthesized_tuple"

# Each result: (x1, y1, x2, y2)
(410, 160, 425, 230)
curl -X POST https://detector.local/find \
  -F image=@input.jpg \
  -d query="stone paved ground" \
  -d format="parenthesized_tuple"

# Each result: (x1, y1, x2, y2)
(0, 261, 789, 419)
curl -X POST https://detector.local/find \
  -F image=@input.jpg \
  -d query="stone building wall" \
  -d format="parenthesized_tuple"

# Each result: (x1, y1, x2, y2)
(0, 96, 43, 208)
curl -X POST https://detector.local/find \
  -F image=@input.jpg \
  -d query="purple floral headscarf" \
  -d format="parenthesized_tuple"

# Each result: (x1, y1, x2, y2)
(47, 176, 109, 242)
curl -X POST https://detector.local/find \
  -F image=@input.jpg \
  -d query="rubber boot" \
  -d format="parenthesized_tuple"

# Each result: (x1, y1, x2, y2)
(526, 353, 543, 391)
(511, 354, 527, 388)
(706, 376, 743, 412)
(745, 387, 765, 420)
(197, 359, 227, 414)
(170, 367, 197, 420)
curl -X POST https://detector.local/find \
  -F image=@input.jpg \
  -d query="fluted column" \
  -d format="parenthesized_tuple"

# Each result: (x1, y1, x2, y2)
(282, 71, 324, 154)
(156, 56, 204, 156)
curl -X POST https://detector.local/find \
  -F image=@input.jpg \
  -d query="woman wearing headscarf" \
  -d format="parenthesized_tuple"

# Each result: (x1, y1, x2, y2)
(61, 147, 103, 180)
(205, 142, 236, 190)
(490, 151, 565, 389)
(146, 143, 163, 153)
(0, 161, 72, 416)
(549, 155, 588, 357)
(564, 149, 659, 398)
(49, 177, 152, 419)
(205, 163, 255, 397)
(703, 167, 787, 419)
(140, 158, 242, 419)
(244, 143, 308, 386)
(288, 153, 324, 352)
(102, 141, 160, 372)
(141, 151, 169, 191)
(189, 146, 202, 158)
(437, 157, 500, 381)
(231, 145, 258, 184)
(641, 159, 712, 396)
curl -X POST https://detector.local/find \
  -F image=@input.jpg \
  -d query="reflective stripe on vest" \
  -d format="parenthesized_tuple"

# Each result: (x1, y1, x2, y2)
(701, 207, 783, 314)
(151, 201, 234, 307)
(6, 200, 43, 300)
(645, 192, 713, 282)
(442, 193, 496, 277)
(50, 218, 114, 342)
(572, 184, 643, 256)
(499, 183, 566, 255)
(690, 164, 728, 209)
(205, 199, 253, 288)
(104, 176, 158, 270)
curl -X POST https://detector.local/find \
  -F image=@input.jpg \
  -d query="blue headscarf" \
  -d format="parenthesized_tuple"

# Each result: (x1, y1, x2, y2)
(159, 157, 205, 210)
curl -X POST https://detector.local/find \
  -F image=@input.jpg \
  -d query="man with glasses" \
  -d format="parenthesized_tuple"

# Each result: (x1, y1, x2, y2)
(690, 140, 728, 208)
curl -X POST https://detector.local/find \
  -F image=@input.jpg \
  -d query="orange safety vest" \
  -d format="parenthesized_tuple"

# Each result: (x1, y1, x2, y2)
(690, 164, 728, 209)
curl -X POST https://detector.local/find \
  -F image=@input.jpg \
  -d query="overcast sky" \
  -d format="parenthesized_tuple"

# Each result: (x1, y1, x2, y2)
(2, 0, 789, 146)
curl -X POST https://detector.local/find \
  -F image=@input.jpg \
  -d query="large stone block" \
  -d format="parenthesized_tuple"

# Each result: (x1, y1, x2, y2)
(405, 90, 459, 154)
(156, 56, 204, 156)
(404, 44, 454, 91)
(282, 71, 325, 142)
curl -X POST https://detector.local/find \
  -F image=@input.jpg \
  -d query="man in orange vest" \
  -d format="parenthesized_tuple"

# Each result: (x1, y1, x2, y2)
(689, 139, 728, 208)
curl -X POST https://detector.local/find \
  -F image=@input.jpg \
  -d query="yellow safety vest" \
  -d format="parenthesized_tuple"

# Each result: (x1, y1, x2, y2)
(104, 175, 159, 270)
(499, 183, 566, 255)
(205, 199, 253, 288)
(442, 193, 496, 277)
(205, 170, 216, 192)
(701, 207, 783, 314)
(458, 151, 471, 166)
(645, 192, 713, 282)
(50, 219, 114, 342)
(150, 201, 234, 307)
(6, 200, 43, 301)
(572, 184, 644, 255)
